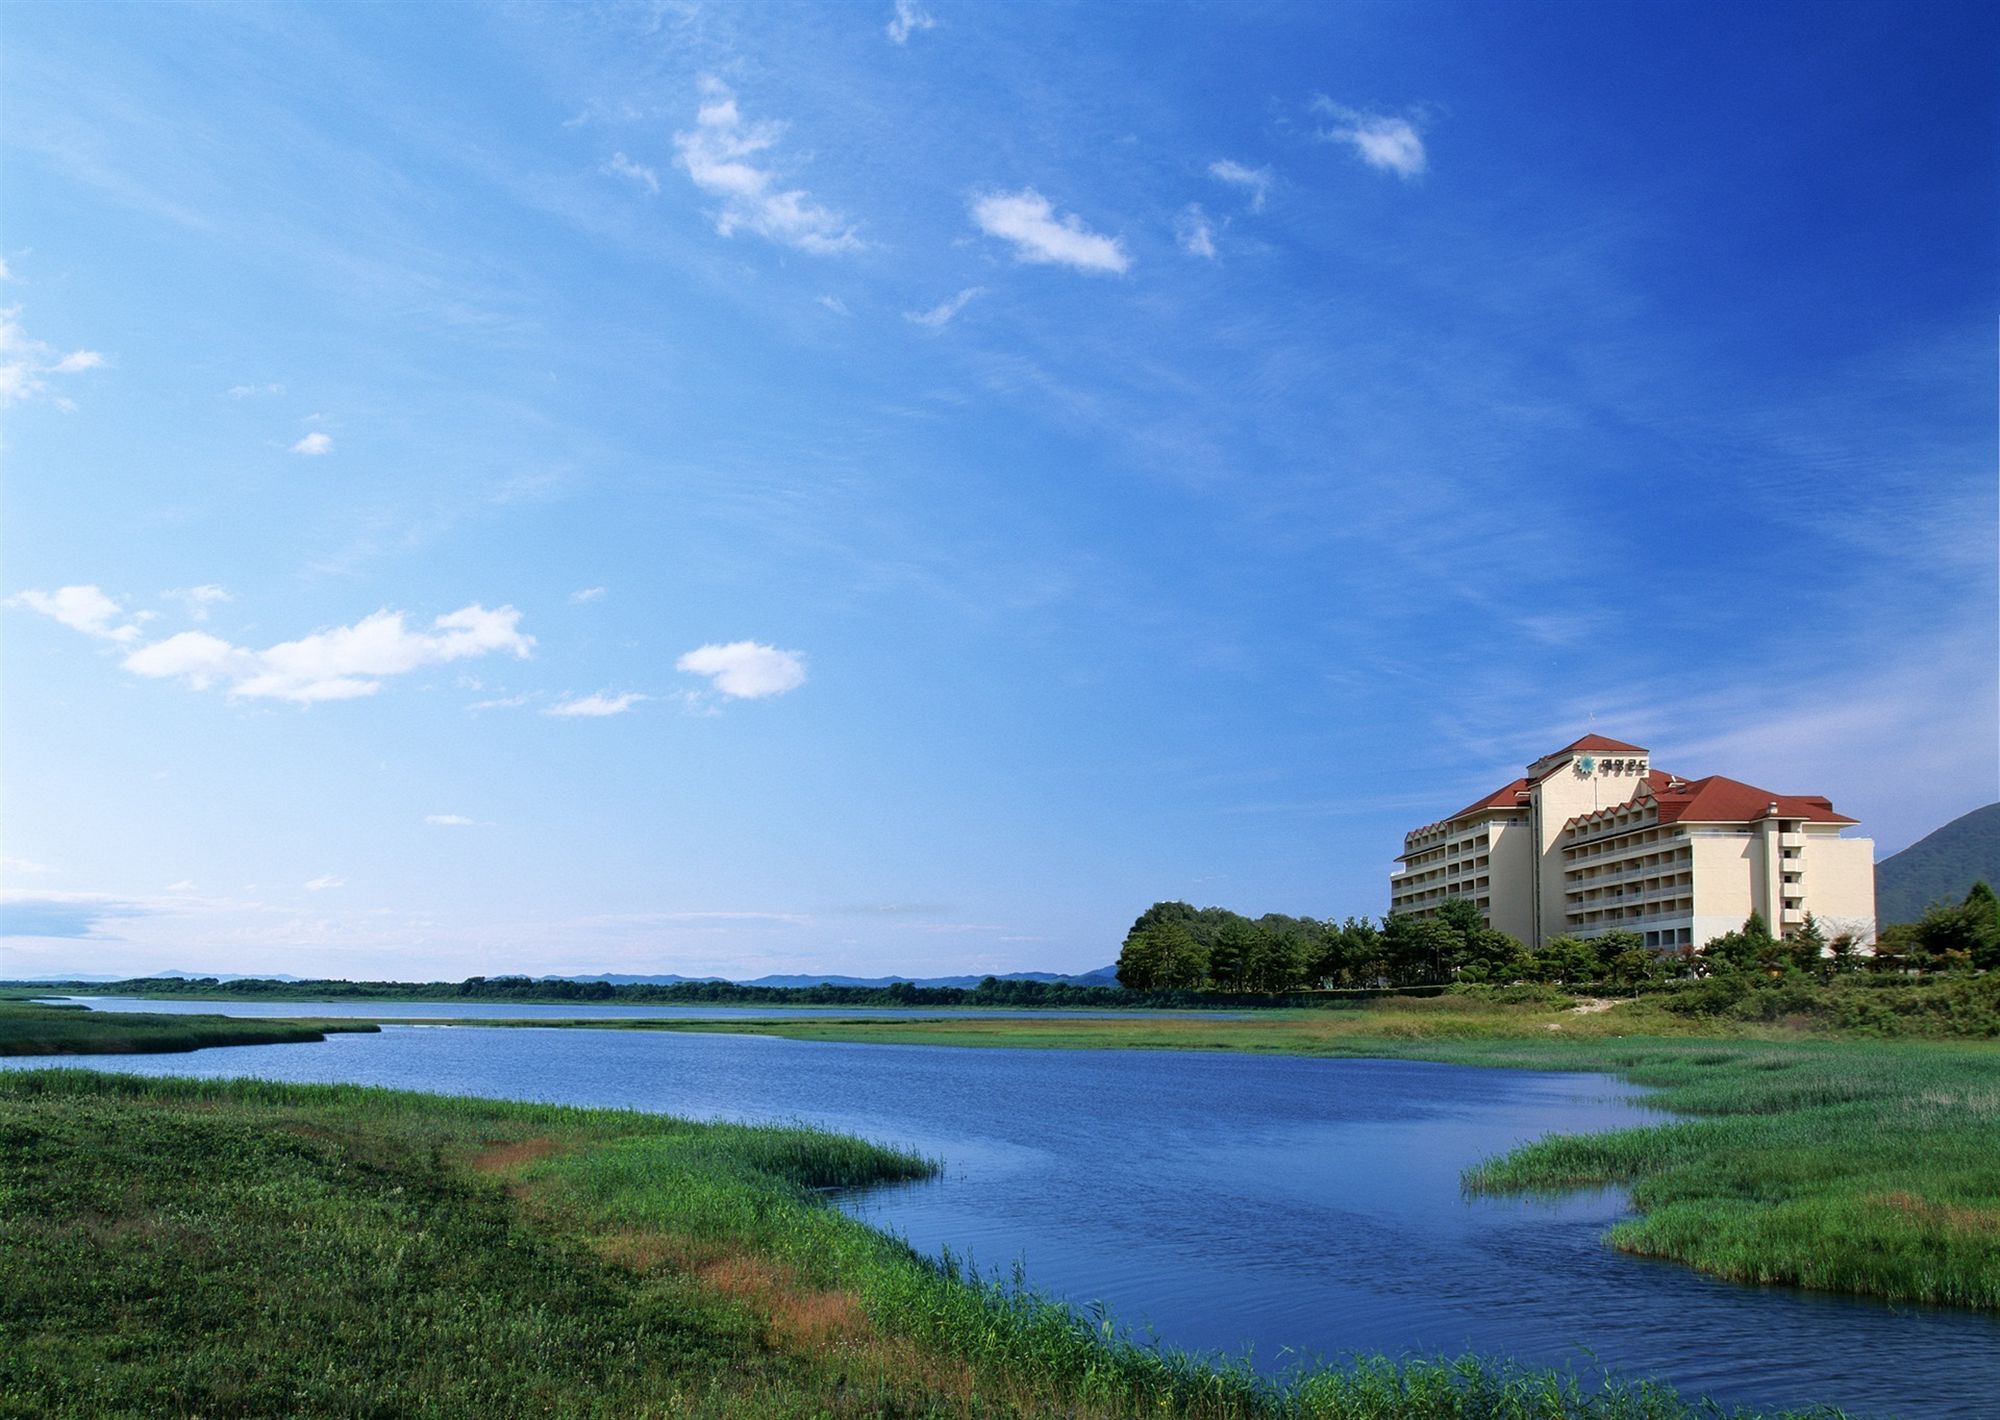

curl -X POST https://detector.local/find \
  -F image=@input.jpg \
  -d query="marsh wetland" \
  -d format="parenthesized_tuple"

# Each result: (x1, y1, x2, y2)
(6, 999, 1997, 1417)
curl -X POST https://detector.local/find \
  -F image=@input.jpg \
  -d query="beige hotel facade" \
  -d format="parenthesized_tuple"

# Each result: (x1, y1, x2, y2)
(1389, 735, 1876, 950)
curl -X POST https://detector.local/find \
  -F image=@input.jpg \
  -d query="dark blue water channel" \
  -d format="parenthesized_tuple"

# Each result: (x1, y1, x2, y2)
(6, 1022, 1993, 1418)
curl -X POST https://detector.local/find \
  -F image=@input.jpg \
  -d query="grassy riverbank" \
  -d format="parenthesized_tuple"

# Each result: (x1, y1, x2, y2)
(0, 1070, 1761, 1419)
(595, 999, 2000, 1311)
(0, 998, 379, 1056)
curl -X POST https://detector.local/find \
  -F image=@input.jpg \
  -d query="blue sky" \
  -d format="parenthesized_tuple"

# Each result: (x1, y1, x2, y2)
(3, 0, 1994, 981)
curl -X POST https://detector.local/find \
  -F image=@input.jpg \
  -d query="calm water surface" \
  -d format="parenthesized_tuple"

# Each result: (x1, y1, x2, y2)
(7, 1025, 1991, 1418)
(53, 994, 1211, 1021)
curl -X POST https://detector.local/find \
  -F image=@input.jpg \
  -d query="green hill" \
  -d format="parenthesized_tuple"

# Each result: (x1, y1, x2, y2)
(1877, 803, 2000, 925)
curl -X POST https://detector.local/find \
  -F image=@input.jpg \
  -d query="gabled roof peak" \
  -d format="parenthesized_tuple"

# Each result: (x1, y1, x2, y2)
(1552, 733, 1649, 756)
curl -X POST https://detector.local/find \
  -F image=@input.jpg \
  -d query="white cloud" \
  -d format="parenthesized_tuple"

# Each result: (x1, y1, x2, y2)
(1312, 102, 1427, 179)
(165, 880, 197, 893)
(290, 431, 333, 456)
(467, 692, 533, 712)
(887, 0, 936, 43)
(1208, 159, 1273, 210)
(676, 641, 806, 699)
(227, 382, 285, 398)
(304, 875, 345, 892)
(425, 814, 475, 826)
(905, 286, 984, 328)
(602, 151, 660, 195)
(569, 585, 607, 604)
(9, 584, 145, 643)
(673, 79, 864, 254)
(167, 584, 231, 621)
(970, 189, 1129, 275)
(120, 603, 534, 703)
(1175, 205, 1217, 259)
(818, 294, 851, 316)
(0, 306, 106, 407)
(546, 691, 647, 717)
(2, 855, 52, 876)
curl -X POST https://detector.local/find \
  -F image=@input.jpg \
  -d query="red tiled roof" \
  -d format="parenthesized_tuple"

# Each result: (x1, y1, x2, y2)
(1444, 777, 1530, 824)
(1649, 773, 1857, 826)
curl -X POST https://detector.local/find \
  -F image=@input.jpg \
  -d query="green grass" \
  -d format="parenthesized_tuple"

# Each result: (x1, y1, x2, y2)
(0, 998, 379, 1056)
(0, 1069, 1808, 1419)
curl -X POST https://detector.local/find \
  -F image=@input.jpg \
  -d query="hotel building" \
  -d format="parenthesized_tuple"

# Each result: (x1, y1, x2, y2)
(1388, 735, 1876, 949)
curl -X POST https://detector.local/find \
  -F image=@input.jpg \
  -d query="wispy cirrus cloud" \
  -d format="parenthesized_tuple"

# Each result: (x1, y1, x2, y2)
(1312, 101, 1428, 179)
(601, 151, 660, 195)
(905, 286, 984, 328)
(1175, 205, 1217, 259)
(304, 874, 345, 892)
(546, 691, 647, 717)
(226, 381, 285, 398)
(568, 585, 607, 605)
(290, 431, 333, 456)
(425, 814, 476, 826)
(677, 641, 806, 699)
(1208, 159, 1273, 210)
(8, 584, 148, 643)
(166, 584, 231, 621)
(0, 306, 106, 408)
(886, 0, 936, 44)
(674, 79, 864, 254)
(119, 604, 534, 703)
(971, 189, 1129, 275)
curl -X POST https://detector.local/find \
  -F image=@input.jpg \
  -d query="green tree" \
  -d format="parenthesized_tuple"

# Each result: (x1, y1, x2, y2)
(1206, 918, 1258, 992)
(1528, 935, 1600, 986)
(1702, 913, 1779, 976)
(1380, 914, 1457, 985)
(1114, 926, 1166, 990)
(1784, 913, 1829, 974)
(1161, 924, 1212, 989)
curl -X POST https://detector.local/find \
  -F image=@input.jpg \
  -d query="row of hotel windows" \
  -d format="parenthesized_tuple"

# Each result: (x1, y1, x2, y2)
(1401, 829, 1494, 871)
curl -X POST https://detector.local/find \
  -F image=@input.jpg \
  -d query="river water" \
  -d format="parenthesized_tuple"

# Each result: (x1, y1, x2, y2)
(6, 1020, 1992, 1417)
(46, 994, 1214, 1021)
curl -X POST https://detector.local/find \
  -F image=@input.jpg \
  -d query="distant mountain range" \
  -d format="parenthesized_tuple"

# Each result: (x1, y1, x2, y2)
(545, 967, 1122, 989)
(1877, 803, 2000, 925)
(7, 966, 1122, 989)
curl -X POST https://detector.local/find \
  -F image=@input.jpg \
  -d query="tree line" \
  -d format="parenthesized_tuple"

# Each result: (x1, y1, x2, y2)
(1114, 883, 2000, 993)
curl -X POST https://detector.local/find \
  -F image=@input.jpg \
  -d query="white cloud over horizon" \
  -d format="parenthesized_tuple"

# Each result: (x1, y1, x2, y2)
(9, 584, 146, 643)
(970, 189, 1129, 274)
(1312, 102, 1428, 178)
(886, 0, 936, 44)
(676, 641, 807, 699)
(119, 603, 534, 703)
(546, 691, 647, 717)
(674, 79, 864, 254)
(906, 286, 984, 328)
